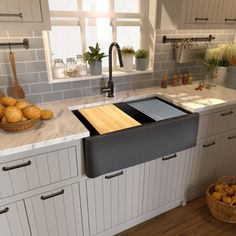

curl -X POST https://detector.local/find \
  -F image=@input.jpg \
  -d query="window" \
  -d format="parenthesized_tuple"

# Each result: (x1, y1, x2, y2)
(45, 0, 148, 81)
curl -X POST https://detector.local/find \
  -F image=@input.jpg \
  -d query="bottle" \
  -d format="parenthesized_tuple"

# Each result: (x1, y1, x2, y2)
(161, 74, 168, 88)
(172, 74, 178, 87)
(66, 58, 77, 77)
(188, 73, 193, 84)
(76, 54, 87, 76)
(177, 74, 183, 86)
(53, 59, 65, 79)
(183, 74, 188, 85)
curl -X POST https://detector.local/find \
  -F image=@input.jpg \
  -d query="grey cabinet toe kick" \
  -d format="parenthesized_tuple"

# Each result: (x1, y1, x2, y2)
(83, 113, 199, 178)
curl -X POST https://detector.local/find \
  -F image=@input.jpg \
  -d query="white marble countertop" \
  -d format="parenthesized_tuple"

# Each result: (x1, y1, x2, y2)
(1, 83, 236, 157)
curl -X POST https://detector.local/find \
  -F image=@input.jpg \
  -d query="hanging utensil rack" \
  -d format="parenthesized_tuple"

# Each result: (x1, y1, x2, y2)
(0, 38, 29, 49)
(162, 35, 215, 44)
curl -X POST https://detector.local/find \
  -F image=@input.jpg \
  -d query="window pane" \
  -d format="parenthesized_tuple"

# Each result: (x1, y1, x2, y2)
(48, 0, 78, 11)
(50, 26, 82, 61)
(115, 0, 140, 13)
(85, 19, 112, 67)
(117, 26, 140, 51)
(82, 0, 109, 12)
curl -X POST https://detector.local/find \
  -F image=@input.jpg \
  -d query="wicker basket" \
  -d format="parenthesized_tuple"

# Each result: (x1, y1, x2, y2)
(0, 119, 40, 132)
(206, 176, 236, 223)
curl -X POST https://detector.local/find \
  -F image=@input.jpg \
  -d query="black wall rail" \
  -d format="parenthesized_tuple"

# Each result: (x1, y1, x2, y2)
(0, 38, 30, 49)
(162, 34, 215, 44)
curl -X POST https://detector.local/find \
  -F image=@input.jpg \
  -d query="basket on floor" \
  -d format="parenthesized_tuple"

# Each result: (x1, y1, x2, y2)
(206, 176, 236, 223)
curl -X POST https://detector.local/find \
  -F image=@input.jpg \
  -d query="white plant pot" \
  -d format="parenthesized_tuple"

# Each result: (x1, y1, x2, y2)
(215, 66, 228, 85)
(224, 66, 236, 89)
(122, 54, 134, 72)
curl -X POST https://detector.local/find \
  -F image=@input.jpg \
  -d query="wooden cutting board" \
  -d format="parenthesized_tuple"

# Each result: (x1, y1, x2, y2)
(79, 104, 141, 134)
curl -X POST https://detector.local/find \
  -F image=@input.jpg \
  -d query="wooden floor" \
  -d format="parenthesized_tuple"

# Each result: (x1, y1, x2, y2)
(117, 197, 236, 236)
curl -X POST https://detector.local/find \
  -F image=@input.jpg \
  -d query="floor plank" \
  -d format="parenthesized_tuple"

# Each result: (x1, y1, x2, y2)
(116, 197, 236, 236)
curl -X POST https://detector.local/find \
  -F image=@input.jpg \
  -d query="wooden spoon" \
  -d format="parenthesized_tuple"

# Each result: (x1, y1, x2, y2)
(0, 89, 5, 98)
(9, 51, 25, 99)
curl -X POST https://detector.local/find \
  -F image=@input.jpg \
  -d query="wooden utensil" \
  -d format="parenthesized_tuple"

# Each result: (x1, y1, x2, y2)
(0, 89, 5, 98)
(9, 50, 25, 99)
(79, 104, 141, 134)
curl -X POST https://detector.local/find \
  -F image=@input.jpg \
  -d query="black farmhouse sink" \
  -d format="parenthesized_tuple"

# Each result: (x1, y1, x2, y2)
(72, 97, 199, 178)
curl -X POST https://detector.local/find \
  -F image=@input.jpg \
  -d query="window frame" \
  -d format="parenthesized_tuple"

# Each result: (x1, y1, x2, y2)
(43, 0, 149, 83)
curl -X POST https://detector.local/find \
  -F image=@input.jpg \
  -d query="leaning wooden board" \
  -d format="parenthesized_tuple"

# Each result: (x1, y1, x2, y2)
(79, 104, 141, 134)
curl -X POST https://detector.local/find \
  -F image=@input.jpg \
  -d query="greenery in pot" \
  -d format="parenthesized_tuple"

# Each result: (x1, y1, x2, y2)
(135, 49, 148, 59)
(121, 46, 135, 55)
(204, 43, 236, 70)
(83, 43, 107, 65)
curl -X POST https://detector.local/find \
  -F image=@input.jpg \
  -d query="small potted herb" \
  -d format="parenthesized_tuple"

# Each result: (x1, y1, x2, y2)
(135, 49, 148, 71)
(121, 46, 135, 71)
(84, 43, 107, 75)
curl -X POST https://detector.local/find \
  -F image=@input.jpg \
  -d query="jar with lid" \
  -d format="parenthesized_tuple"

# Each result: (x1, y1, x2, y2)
(161, 74, 168, 88)
(188, 73, 193, 84)
(66, 58, 77, 77)
(53, 59, 65, 79)
(76, 55, 87, 76)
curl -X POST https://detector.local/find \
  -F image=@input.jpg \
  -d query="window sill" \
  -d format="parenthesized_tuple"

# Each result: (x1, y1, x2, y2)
(49, 69, 153, 84)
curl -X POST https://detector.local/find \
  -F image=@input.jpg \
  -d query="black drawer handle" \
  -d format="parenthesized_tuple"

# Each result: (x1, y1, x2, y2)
(0, 207, 9, 215)
(228, 135, 236, 140)
(162, 154, 177, 161)
(195, 17, 208, 22)
(203, 142, 215, 148)
(41, 189, 64, 200)
(2, 161, 31, 171)
(0, 13, 22, 18)
(225, 18, 236, 22)
(221, 111, 233, 116)
(105, 171, 124, 179)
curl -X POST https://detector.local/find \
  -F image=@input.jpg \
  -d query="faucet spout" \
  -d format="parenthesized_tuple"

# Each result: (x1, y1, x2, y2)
(101, 42, 123, 97)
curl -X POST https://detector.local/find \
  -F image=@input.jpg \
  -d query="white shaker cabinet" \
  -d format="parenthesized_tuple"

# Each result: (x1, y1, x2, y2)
(86, 165, 145, 236)
(0, 0, 50, 30)
(0, 201, 31, 236)
(24, 184, 84, 236)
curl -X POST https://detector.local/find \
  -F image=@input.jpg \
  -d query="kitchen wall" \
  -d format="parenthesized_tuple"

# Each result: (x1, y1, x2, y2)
(0, 29, 235, 103)
(154, 29, 236, 81)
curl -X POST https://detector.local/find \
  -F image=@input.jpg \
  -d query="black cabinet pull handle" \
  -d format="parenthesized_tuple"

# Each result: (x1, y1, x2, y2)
(228, 135, 236, 140)
(162, 154, 177, 161)
(2, 161, 31, 171)
(195, 17, 208, 22)
(0, 207, 9, 215)
(41, 189, 64, 200)
(225, 18, 236, 22)
(203, 142, 215, 148)
(221, 111, 233, 116)
(105, 171, 124, 179)
(0, 13, 22, 18)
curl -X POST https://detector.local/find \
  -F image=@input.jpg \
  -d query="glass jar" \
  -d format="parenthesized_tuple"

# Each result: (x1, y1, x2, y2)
(66, 58, 77, 77)
(53, 59, 65, 79)
(76, 55, 87, 76)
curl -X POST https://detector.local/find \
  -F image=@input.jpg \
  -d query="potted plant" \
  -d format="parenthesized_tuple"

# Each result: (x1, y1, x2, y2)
(84, 43, 107, 75)
(121, 46, 135, 72)
(204, 44, 235, 85)
(135, 49, 148, 71)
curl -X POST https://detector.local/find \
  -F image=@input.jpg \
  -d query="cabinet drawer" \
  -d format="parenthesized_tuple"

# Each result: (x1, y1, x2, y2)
(197, 107, 236, 139)
(0, 200, 31, 236)
(0, 147, 78, 198)
(25, 183, 84, 236)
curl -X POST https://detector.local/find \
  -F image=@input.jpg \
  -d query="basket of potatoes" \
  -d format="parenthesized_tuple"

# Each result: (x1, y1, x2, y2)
(0, 97, 54, 132)
(206, 176, 236, 223)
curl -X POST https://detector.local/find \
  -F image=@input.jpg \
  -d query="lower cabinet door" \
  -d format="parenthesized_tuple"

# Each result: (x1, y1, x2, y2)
(86, 164, 145, 236)
(24, 184, 84, 236)
(0, 200, 31, 236)
(142, 149, 190, 214)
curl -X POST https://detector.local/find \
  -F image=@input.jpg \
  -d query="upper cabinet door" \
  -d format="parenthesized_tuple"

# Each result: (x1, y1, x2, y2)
(185, 0, 211, 24)
(0, 0, 50, 30)
(224, 0, 236, 24)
